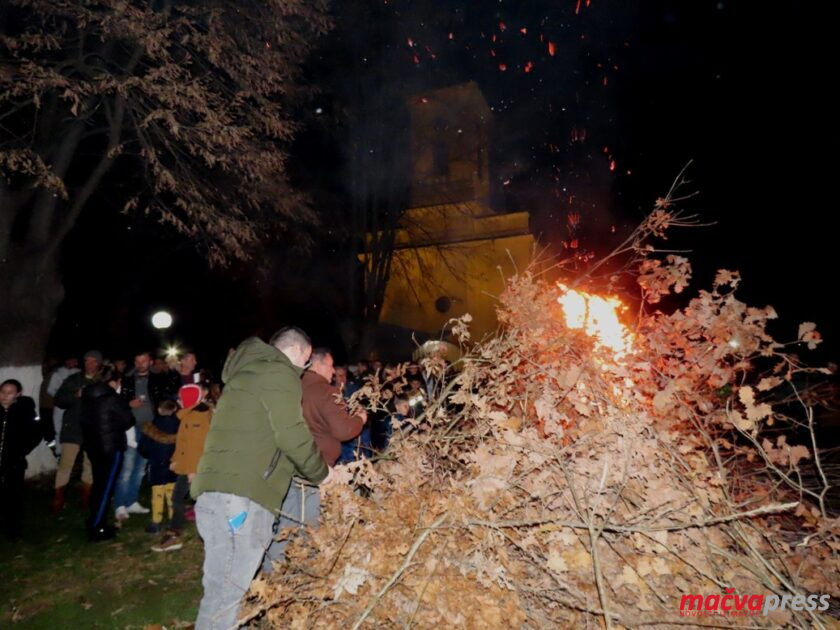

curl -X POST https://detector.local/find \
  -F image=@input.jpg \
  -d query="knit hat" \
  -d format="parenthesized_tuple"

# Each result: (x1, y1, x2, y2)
(83, 350, 104, 363)
(179, 384, 202, 409)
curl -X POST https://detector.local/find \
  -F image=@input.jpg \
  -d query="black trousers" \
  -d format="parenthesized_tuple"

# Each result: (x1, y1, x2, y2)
(86, 449, 123, 531)
(170, 474, 190, 532)
(40, 407, 56, 443)
(0, 465, 25, 538)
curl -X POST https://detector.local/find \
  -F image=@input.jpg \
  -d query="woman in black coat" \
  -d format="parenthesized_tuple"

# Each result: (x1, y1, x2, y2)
(80, 370, 134, 541)
(0, 379, 42, 538)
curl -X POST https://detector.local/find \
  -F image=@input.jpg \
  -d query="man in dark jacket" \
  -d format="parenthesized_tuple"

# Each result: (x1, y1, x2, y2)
(115, 351, 177, 519)
(0, 379, 42, 538)
(175, 352, 199, 385)
(262, 348, 365, 572)
(80, 371, 134, 541)
(52, 350, 102, 513)
(121, 352, 177, 404)
(191, 327, 328, 630)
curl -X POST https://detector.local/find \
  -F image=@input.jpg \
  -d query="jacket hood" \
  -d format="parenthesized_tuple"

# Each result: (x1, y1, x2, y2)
(221, 337, 302, 383)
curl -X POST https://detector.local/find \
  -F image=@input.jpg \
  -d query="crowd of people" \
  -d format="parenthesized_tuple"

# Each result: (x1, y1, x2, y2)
(1, 349, 216, 545)
(0, 328, 429, 628)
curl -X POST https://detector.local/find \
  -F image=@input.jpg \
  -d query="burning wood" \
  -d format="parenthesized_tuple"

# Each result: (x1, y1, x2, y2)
(556, 283, 634, 358)
(243, 199, 838, 629)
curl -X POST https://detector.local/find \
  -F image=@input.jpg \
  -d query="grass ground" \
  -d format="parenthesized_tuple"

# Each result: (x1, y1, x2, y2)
(0, 478, 203, 629)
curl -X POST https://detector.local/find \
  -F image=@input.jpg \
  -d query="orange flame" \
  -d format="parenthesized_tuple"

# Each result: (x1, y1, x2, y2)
(557, 284, 634, 357)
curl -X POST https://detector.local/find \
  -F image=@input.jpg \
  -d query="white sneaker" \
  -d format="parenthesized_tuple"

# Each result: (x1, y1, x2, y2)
(115, 506, 130, 521)
(126, 502, 150, 514)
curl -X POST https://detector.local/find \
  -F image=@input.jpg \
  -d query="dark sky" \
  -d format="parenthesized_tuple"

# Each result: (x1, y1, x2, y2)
(50, 0, 837, 366)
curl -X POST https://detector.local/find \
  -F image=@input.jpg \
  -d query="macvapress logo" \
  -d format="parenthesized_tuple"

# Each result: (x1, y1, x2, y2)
(679, 589, 831, 618)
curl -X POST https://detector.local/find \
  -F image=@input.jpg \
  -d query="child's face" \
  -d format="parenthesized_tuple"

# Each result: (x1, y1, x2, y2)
(395, 401, 410, 416)
(0, 384, 20, 408)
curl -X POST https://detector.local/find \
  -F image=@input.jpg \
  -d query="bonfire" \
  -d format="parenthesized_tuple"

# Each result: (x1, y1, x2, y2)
(244, 192, 839, 629)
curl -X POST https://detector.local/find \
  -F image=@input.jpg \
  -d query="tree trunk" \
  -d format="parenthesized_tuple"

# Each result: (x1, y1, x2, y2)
(0, 101, 122, 368)
(0, 249, 64, 366)
(0, 249, 61, 477)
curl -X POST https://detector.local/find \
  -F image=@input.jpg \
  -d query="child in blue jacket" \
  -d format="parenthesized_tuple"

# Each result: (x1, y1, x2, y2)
(137, 399, 179, 533)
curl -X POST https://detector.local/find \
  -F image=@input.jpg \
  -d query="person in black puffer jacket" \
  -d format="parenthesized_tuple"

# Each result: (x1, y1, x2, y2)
(80, 369, 135, 541)
(1, 379, 42, 538)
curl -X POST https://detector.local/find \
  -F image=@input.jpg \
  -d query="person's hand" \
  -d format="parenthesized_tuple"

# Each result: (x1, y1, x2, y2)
(188, 473, 195, 483)
(169, 462, 177, 471)
(129, 398, 143, 409)
(356, 410, 368, 424)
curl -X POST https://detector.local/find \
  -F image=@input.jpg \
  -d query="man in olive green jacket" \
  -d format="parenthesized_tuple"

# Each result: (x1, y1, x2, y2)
(191, 327, 327, 630)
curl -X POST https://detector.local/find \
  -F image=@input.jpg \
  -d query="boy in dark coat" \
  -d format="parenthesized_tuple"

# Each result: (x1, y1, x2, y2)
(0, 379, 42, 538)
(137, 399, 179, 533)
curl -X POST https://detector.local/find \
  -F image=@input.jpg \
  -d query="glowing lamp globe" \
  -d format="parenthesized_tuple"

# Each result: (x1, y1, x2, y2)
(151, 311, 173, 330)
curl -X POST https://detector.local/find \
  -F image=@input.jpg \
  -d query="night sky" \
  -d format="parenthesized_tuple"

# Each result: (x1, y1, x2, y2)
(48, 0, 837, 368)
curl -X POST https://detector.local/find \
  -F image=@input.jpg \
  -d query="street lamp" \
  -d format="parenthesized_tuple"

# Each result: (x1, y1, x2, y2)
(151, 310, 173, 330)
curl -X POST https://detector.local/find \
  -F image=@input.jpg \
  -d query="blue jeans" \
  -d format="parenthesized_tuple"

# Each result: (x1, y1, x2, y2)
(113, 446, 147, 509)
(195, 492, 275, 630)
(262, 479, 320, 573)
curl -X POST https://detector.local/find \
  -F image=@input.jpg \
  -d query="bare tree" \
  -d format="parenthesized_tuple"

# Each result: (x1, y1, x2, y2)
(0, 0, 330, 365)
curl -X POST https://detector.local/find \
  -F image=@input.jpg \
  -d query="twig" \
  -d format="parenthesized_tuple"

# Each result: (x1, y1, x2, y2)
(587, 524, 613, 630)
(235, 596, 293, 628)
(405, 527, 453, 628)
(350, 513, 449, 630)
(466, 502, 798, 533)
(555, 454, 614, 629)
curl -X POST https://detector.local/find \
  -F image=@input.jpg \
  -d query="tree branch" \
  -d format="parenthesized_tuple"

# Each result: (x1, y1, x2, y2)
(42, 94, 126, 266)
(350, 512, 448, 630)
(27, 120, 84, 248)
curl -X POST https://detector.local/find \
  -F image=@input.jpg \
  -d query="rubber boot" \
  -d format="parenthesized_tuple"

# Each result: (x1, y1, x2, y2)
(51, 486, 66, 515)
(81, 483, 93, 510)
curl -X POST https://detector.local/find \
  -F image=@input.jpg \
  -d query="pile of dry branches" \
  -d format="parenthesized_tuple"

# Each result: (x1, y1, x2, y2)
(246, 200, 839, 629)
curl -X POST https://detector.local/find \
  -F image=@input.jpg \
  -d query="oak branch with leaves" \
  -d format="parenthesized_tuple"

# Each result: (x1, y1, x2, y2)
(244, 199, 836, 629)
(0, 0, 329, 364)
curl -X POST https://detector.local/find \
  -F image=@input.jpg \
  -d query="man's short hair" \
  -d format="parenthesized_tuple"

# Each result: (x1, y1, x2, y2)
(135, 351, 152, 360)
(269, 326, 312, 352)
(310, 347, 332, 363)
(158, 399, 179, 415)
